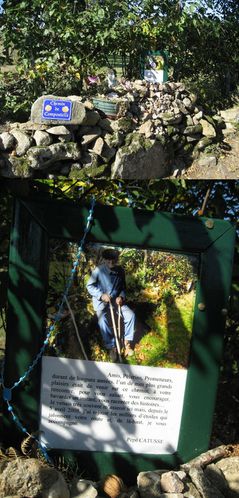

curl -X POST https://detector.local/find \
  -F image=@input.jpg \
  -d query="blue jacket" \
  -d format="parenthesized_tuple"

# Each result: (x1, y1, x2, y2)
(87, 264, 126, 310)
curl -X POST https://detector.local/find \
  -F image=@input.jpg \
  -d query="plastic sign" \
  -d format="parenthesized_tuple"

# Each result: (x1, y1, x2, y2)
(42, 99, 73, 121)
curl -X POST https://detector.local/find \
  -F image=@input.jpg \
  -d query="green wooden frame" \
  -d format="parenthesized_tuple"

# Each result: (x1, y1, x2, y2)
(2, 195, 235, 482)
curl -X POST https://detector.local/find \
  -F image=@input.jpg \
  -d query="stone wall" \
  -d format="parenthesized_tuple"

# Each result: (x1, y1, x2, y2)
(0, 81, 230, 179)
(0, 445, 239, 497)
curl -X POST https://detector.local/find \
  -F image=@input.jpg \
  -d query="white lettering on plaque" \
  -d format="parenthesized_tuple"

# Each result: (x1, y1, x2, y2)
(40, 356, 187, 453)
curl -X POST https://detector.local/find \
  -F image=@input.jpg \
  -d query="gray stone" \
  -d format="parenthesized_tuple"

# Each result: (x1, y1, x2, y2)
(220, 108, 239, 123)
(98, 118, 114, 133)
(183, 97, 194, 111)
(137, 470, 162, 498)
(92, 137, 104, 156)
(160, 472, 184, 493)
(34, 130, 53, 146)
(27, 142, 81, 169)
(158, 495, 184, 498)
(31, 95, 86, 125)
(46, 125, 72, 138)
(11, 130, 32, 156)
(82, 109, 101, 126)
(183, 124, 203, 135)
(0, 132, 15, 150)
(81, 134, 100, 146)
(183, 481, 201, 498)
(138, 120, 154, 137)
(161, 113, 183, 125)
(189, 466, 225, 498)
(0, 155, 32, 178)
(9, 121, 50, 132)
(195, 136, 213, 151)
(101, 143, 116, 162)
(200, 119, 216, 137)
(70, 478, 98, 498)
(198, 156, 217, 168)
(111, 134, 172, 179)
(104, 131, 124, 148)
(0, 458, 70, 498)
(215, 456, 239, 496)
(204, 463, 229, 495)
(194, 111, 203, 120)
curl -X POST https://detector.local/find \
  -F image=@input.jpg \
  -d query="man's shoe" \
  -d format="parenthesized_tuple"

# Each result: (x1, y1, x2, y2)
(124, 341, 134, 357)
(109, 348, 118, 362)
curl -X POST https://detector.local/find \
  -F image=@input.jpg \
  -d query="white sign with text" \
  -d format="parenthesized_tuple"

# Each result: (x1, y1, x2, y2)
(40, 356, 187, 454)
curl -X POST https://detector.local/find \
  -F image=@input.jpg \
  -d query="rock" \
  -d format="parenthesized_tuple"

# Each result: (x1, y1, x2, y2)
(70, 478, 98, 498)
(31, 95, 86, 125)
(183, 481, 201, 498)
(104, 131, 125, 148)
(92, 137, 104, 156)
(138, 120, 154, 137)
(9, 121, 50, 131)
(46, 125, 72, 139)
(183, 124, 203, 135)
(204, 463, 229, 495)
(161, 113, 183, 125)
(0, 458, 70, 498)
(137, 470, 162, 498)
(0, 132, 15, 150)
(195, 136, 214, 151)
(0, 155, 32, 178)
(220, 108, 239, 124)
(198, 156, 217, 168)
(82, 110, 101, 126)
(189, 466, 225, 498)
(200, 119, 217, 138)
(112, 117, 134, 133)
(34, 130, 53, 146)
(27, 142, 81, 169)
(10, 130, 32, 156)
(98, 118, 114, 133)
(183, 97, 194, 111)
(160, 472, 184, 493)
(215, 456, 239, 497)
(101, 143, 116, 162)
(111, 133, 172, 179)
(81, 134, 100, 146)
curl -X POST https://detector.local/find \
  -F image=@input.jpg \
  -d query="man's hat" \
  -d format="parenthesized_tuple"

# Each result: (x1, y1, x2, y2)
(102, 248, 119, 260)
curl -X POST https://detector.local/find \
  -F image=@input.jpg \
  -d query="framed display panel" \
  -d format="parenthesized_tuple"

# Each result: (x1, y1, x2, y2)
(2, 195, 235, 482)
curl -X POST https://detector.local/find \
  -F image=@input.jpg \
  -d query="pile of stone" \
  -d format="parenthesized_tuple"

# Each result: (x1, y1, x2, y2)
(0, 445, 239, 498)
(0, 81, 228, 179)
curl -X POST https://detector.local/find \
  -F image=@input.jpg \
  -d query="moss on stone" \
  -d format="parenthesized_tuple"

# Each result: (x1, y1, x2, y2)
(11, 157, 31, 177)
(69, 163, 109, 179)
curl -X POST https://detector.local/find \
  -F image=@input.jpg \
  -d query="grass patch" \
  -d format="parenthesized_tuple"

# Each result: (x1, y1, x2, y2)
(129, 291, 195, 369)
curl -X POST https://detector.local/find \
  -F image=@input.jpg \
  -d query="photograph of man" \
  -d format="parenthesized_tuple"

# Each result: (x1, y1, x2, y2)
(86, 248, 135, 362)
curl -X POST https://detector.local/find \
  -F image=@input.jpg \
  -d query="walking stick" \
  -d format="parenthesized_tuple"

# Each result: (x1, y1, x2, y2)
(109, 299, 122, 363)
(118, 304, 122, 349)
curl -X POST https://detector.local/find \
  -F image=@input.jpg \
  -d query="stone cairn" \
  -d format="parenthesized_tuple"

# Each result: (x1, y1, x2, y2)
(0, 81, 232, 179)
(0, 445, 239, 498)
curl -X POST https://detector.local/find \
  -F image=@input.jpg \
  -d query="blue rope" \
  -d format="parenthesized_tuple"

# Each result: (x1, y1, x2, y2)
(1, 197, 96, 460)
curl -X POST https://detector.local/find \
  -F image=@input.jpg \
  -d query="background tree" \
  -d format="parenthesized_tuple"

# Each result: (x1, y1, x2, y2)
(0, 0, 238, 118)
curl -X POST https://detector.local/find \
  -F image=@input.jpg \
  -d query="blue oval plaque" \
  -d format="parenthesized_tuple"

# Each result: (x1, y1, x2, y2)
(42, 99, 73, 121)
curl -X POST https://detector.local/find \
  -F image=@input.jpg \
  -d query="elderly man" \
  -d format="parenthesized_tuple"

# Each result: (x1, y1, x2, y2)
(86, 248, 135, 362)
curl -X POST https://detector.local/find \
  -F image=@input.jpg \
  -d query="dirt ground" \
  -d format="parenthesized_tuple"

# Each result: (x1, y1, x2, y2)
(183, 130, 239, 179)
